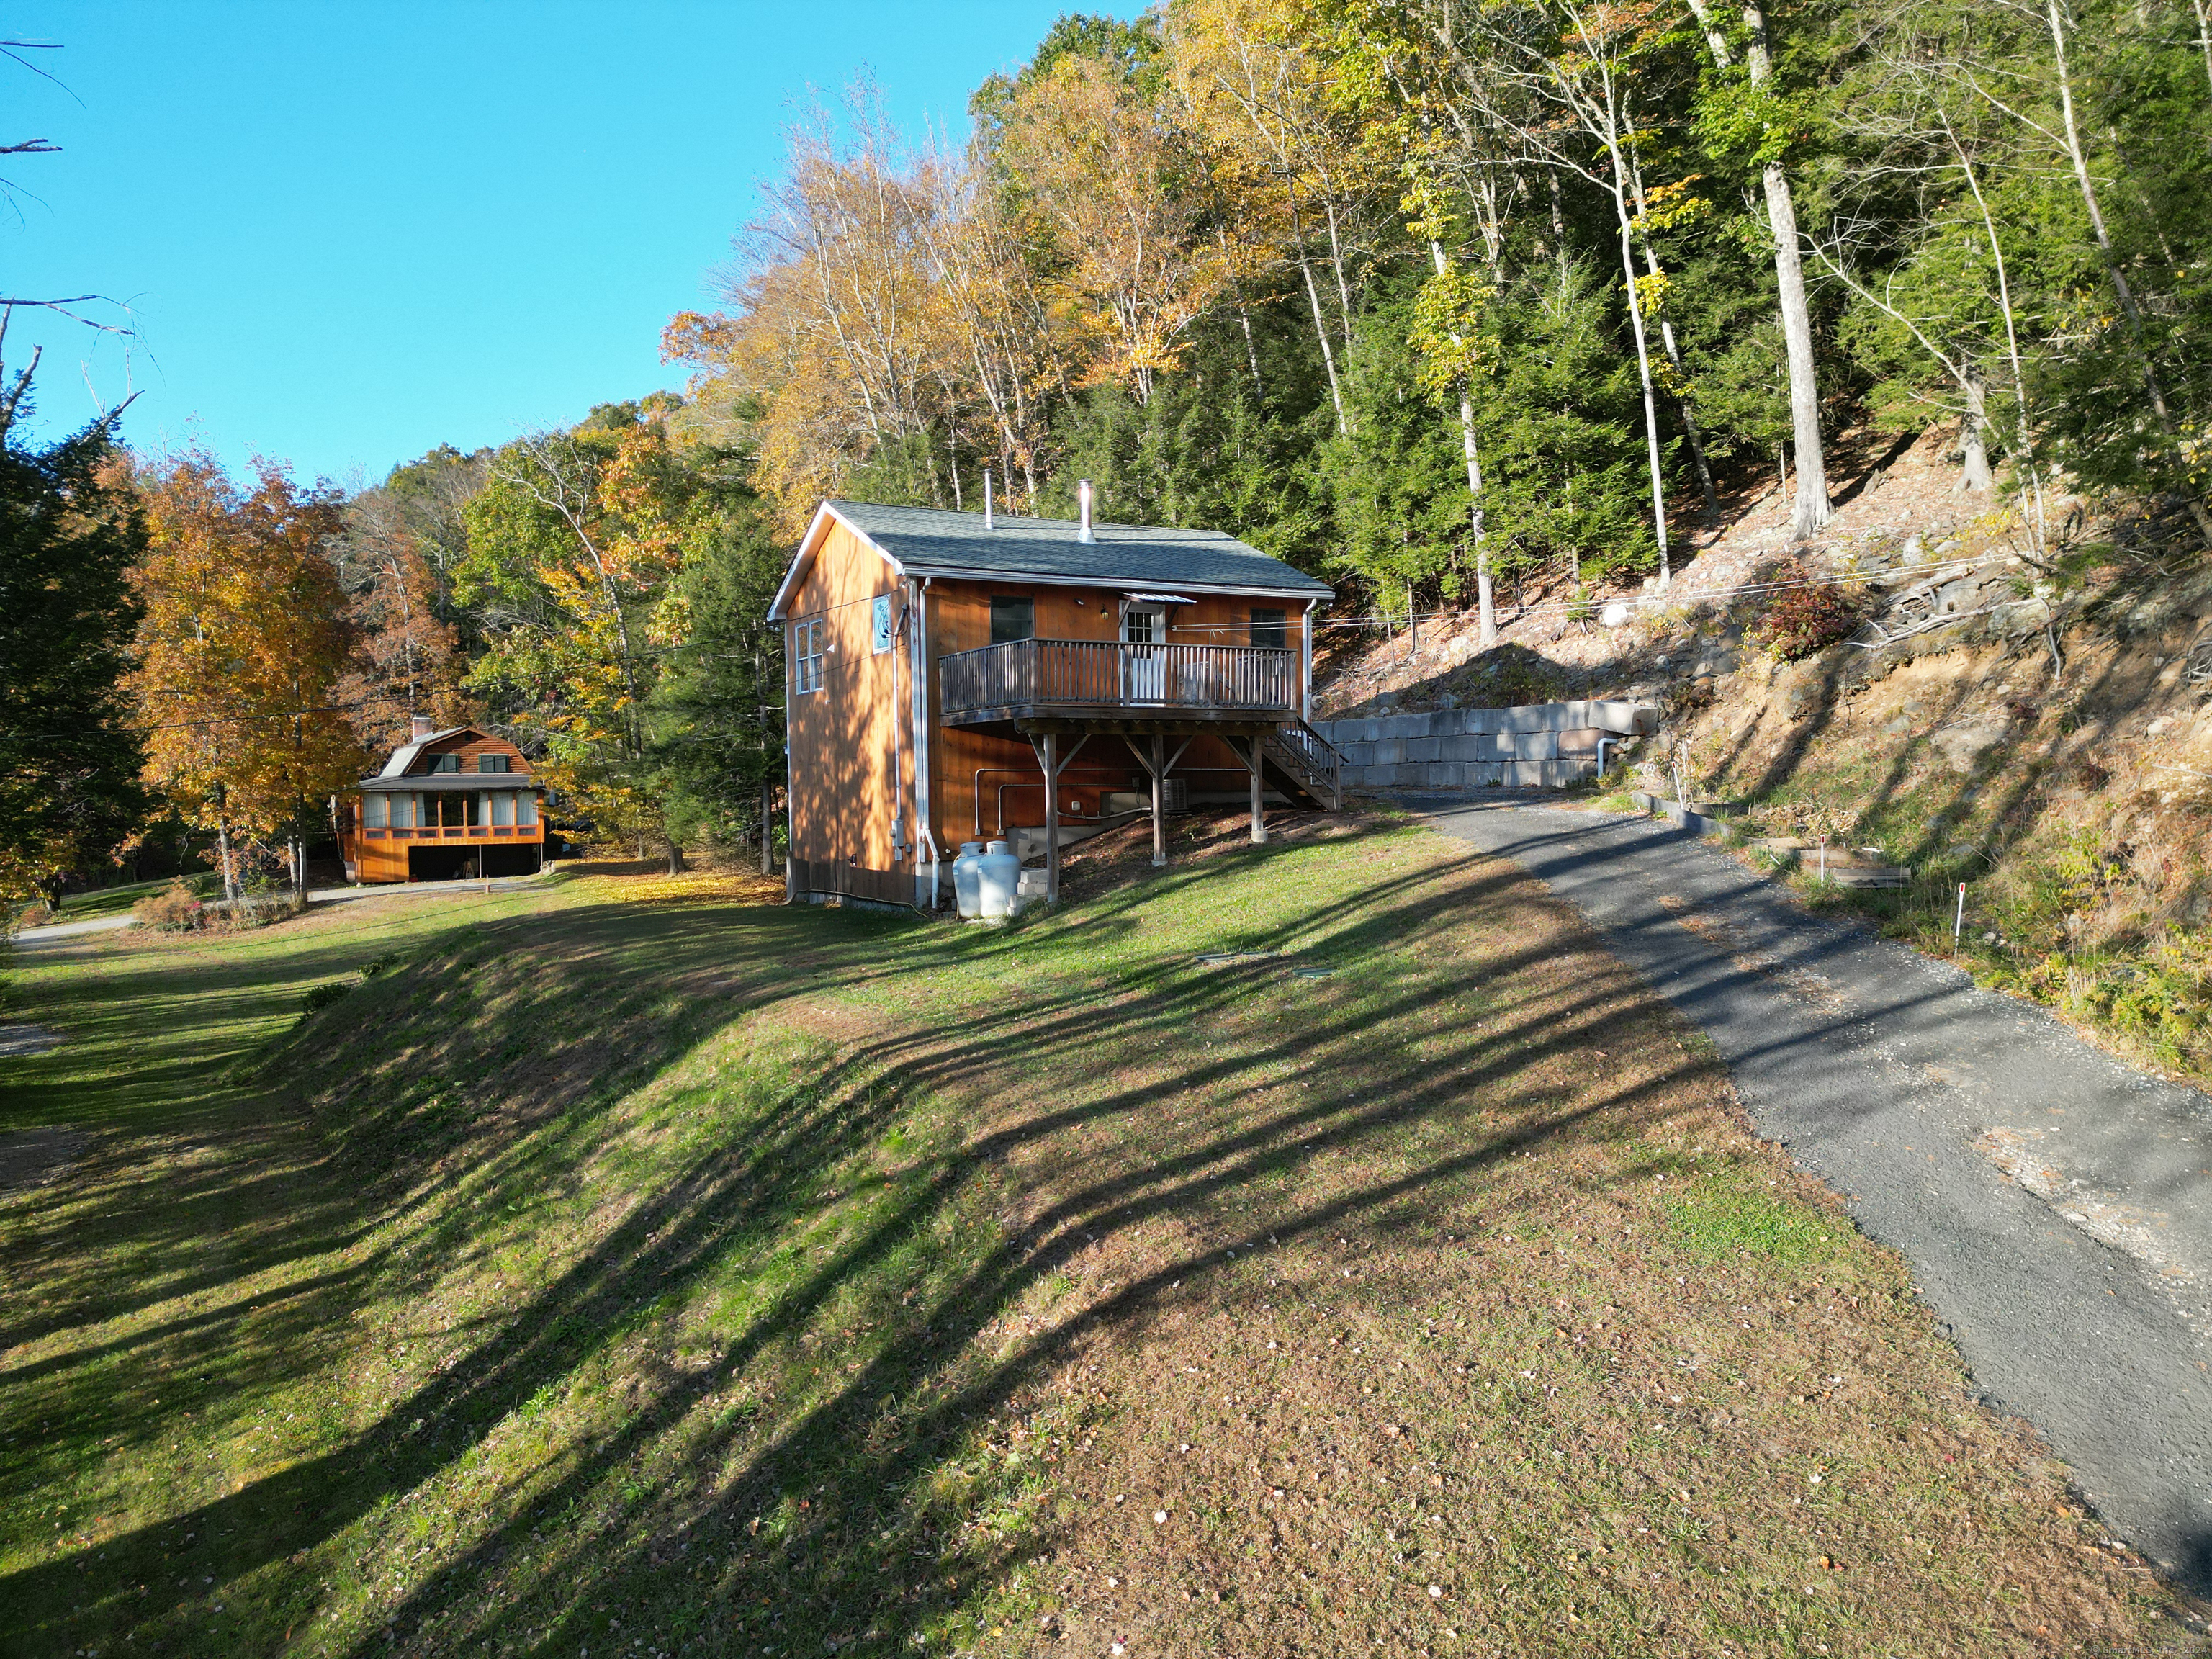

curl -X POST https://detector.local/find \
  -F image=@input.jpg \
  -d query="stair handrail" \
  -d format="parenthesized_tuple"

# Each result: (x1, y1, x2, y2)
(1267, 718, 1345, 811)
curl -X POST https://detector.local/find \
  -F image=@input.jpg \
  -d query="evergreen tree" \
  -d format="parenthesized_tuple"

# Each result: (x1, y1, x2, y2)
(0, 364, 147, 903)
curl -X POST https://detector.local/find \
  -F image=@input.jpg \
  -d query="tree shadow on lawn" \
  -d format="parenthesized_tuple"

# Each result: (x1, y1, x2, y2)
(6, 845, 1722, 1656)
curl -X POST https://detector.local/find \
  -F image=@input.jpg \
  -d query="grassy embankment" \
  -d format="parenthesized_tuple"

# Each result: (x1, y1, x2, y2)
(1645, 586, 2212, 1087)
(0, 817, 2190, 1657)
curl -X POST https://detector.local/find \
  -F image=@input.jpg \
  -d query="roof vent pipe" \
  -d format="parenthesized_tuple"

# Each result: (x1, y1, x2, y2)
(1077, 478, 1095, 543)
(983, 468, 994, 530)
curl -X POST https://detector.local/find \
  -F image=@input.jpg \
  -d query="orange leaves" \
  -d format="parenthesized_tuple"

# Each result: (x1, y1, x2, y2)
(125, 451, 365, 840)
(999, 53, 1227, 404)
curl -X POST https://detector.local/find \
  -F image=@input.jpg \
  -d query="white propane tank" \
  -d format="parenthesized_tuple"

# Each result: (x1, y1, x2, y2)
(976, 839, 1021, 920)
(951, 841, 986, 919)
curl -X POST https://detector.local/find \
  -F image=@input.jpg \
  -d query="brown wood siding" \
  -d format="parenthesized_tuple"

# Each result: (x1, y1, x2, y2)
(919, 580, 1269, 855)
(784, 521, 915, 899)
(783, 523, 1313, 904)
(403, 732, 533, 777)
(340, 728, 543, 884)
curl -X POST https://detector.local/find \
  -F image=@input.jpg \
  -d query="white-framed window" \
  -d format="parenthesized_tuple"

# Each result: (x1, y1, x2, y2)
(793, 617, 827, 693)
(364, 793, 388, 828)
(871, 593, 895, 655)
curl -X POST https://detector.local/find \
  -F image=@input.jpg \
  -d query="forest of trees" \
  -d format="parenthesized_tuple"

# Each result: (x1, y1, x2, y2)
(5, 0, 2210, 903)
(673, 0, 2212, 631)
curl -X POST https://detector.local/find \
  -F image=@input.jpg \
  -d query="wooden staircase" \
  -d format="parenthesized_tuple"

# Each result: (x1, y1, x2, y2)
(1261, 720, 1345, 811)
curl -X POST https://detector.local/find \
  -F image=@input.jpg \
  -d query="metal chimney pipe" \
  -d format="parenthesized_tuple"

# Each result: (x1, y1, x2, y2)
(983, 468, 994, 529)
(1077, 478, 1095, 543)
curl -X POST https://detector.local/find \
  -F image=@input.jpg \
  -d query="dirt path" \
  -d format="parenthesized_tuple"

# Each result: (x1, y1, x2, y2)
(1423, 798, 2212, 1591)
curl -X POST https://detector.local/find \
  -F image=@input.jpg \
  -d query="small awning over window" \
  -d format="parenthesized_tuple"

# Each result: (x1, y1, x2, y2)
(1122, 591, 1197, 605)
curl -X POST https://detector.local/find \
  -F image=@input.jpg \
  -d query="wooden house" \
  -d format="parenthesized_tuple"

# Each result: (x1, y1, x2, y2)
(338, 719, 545, 884)
(766, 487, 1339, 910)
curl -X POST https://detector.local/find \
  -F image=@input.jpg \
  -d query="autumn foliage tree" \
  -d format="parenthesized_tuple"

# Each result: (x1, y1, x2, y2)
(125, 453, 362, 899)
(458, 409, 692, 866)
(331, 502, 472, 756)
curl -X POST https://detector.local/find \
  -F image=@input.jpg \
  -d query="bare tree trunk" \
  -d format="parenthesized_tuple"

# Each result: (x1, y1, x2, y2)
(1547, 171, 1570, 295)
(1429, 239, 1496, 647)
(1322, 197, 1357, 352)
(2193, 0, 2212, 161)
(215, 817, 239, 904)
(2046, 0, 2212, 547)
(1761, 162, 1830, 539)
(666, 839, 685, 876)
(1958, 416, 1993, 494)
(1220, 229, 1264, 397)
(1624, 127, 1720, 522)
(1298, 250, 1349, 437)
(760, 779, 775, 875)
(1689, 0, 1832, 538)
(1601, 178, 1673, 586)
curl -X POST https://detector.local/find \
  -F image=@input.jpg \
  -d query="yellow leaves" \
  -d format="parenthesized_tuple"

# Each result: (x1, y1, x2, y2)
(1632, 269, 1671, 321)
(1000, 53, 1228, 400)
(1408, 263, 1497, 401)
(1630, 176, 1710, 237)
(124, 452, 364, 839)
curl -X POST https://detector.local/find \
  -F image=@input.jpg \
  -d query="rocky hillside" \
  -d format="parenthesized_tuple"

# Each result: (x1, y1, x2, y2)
(1316, 427, 2212, 1084)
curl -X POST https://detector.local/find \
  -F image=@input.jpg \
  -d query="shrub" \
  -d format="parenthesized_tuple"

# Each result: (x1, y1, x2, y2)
(1751, 561, 1866, 661)
(14, 902, 53, 930)
(300, 981, 352, 1016)
(132, 881, 204, 932)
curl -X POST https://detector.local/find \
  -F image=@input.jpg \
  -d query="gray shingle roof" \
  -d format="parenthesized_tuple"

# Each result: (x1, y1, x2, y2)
(824, 500, 1332, 598)
(357, 775, 537, 794)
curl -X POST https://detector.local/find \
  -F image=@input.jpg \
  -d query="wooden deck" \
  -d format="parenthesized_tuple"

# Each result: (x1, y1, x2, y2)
(938, 639, 1298, 727)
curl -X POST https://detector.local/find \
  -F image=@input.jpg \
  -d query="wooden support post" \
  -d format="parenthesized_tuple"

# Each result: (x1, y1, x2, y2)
(1043, 731, 1061, 905)
(1150, 734, 1167, 868)
(1244, 737, 1268, 844)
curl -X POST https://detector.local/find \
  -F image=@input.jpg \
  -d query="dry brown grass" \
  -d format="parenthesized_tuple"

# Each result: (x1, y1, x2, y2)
(4, 823, 2196, 1658)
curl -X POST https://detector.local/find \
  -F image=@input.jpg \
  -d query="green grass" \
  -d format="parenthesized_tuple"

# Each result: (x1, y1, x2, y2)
(47, 871, 220, 920)
(0, 823, 2188, 1658)
(1665, 1175, 1841, 1269)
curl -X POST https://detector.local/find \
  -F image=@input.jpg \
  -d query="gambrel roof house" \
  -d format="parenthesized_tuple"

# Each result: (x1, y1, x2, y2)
(338, 719, 545, 885)
(767, 489, 1339, 911)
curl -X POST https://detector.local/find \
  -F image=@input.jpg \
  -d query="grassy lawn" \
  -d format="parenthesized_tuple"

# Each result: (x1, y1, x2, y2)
(0, 815, 2190, 1658)
(42, 872, 222, 921)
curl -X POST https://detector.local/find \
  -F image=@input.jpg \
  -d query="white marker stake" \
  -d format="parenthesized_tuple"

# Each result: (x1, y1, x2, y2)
(1954, 882, 1966, 944)
(1819, 839, 1827, 887)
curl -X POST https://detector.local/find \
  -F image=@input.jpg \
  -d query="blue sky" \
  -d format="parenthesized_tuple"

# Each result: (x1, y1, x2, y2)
(4, 3, 1123, 487)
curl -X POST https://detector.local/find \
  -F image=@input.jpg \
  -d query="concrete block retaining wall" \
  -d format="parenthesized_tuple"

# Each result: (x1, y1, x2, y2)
(1315, 701, 1655, 792)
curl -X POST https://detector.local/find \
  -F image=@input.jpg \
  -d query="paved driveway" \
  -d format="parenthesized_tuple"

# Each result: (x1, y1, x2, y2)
(1422, 799, 2212, 1592)
(8, 874, 550, 950)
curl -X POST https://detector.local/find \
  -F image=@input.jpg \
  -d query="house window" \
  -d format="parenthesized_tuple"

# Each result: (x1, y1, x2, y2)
(364, 794, 388, 829)
(429, 752, 461, 773)
(392, 794, 417, 829)
(793, 618, 826, 693)
(989, 596, 1034, 644)
(518, 791, 539, 826)
(492, 791, 515, 827)
(1250, 608, 1287, 649)
(872, 594, 896, 655)
(477, 753, 510, 774)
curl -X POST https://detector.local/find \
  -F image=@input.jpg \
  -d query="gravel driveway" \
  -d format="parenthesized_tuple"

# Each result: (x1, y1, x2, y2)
(1423, 799, 2212, 1593)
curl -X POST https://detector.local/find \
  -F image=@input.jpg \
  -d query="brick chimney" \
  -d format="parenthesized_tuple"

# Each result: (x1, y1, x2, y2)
(410, 715, 434, 741)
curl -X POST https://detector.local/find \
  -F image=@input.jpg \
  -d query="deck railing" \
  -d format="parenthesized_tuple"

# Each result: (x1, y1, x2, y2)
(938, 638, 1298, 718)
